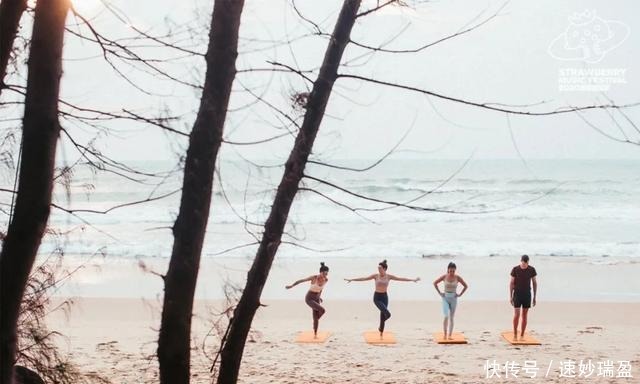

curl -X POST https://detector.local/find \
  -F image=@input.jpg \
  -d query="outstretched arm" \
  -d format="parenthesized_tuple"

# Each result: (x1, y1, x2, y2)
(286, 275, 314, 289)
(457, 276, 469, 297)
(389, 274, 420, 282)
(345, 274, 376, 283)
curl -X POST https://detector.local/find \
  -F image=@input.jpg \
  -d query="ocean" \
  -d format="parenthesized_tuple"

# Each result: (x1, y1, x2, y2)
(20, 158, 637, 264)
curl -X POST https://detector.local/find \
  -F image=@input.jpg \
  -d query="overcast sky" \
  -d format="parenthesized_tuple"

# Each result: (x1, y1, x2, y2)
(47, 0, 640, 162)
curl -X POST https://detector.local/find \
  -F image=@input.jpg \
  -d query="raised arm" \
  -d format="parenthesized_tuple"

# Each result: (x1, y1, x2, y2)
(389, 274, 420, 283)
(344, 274, 376, 283)
(532, 276, 537, 306)
(286, 275, 315, 289)
(457, 275, 469, 297)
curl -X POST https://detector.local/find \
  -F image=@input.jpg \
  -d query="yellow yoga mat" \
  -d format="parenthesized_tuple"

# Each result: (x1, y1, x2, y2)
(433, 332, 468, 344)
(295, 331, 331, 343)
(363, 331, 396, 344)
(501, 331, 541, 345)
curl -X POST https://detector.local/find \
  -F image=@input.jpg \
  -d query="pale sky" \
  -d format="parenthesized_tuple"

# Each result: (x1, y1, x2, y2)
(32, 0, 640, 162)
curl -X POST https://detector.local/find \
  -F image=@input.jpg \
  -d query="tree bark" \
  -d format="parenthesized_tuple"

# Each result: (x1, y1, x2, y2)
(157, 1, 245, 383)
(0, 0, 69, 383)
(0, 0, 27, 96)
(215, 1, 362, 382)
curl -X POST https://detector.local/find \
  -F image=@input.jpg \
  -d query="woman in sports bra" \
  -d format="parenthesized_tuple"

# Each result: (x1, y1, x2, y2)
(433, 262, 468, 340)
(286, 262, 329, 337)
(345, 259, 420, 336)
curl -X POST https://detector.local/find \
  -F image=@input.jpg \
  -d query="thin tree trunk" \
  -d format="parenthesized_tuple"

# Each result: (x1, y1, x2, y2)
(216, 1, 361, 382)
(157, 1, 245, 383)
(0, 0, 69, 383)
(0, 0, 27, 95)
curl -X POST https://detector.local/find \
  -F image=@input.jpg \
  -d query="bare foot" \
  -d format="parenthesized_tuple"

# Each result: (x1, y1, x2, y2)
(447, 336, 453, 340)
(513, 333, 518, 341)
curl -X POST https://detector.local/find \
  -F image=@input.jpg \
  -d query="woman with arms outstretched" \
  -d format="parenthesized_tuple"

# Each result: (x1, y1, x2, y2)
(433, 262, 468, 340)
(345, 259, 420, 336)
(286, 262, 329, 337)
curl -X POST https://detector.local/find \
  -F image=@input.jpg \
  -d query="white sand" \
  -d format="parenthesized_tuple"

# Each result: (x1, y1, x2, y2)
(42, 254, 640, 382)
(48, 297, 640, 383)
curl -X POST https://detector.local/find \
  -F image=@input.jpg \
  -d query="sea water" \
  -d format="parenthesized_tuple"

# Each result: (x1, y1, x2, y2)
(24, 158, 638, 263)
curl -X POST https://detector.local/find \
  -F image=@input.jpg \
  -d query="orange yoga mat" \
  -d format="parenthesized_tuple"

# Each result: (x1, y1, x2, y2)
(363, 331, 396, 345)
(295, 331, 331, 343)
(433, 332, 468, 344)
(501, 331, 541, 345)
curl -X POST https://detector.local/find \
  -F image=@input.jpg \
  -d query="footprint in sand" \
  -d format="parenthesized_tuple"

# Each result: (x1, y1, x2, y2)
(95, 340, 119, 352)
(578, 326, 604, 334)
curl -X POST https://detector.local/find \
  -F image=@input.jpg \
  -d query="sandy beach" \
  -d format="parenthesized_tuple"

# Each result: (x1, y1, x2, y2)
(48, 298, 640, 383)
(3, 0, 639, 383)
(45, 255, 640, 383)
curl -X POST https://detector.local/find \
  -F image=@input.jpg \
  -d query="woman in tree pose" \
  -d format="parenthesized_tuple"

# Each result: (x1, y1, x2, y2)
(286, 262, 330, 337)
(433, 262, 468, 340)
(345, 260, 420, 335)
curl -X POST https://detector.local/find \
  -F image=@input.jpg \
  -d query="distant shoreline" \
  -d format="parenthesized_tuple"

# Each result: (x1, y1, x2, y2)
(50, 254, 640, 302)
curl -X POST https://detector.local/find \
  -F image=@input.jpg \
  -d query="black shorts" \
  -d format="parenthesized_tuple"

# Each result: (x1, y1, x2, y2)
(513, 290, 532, 309)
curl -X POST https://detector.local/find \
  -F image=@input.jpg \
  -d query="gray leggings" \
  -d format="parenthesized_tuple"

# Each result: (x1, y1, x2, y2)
(442, 292, 457, 334)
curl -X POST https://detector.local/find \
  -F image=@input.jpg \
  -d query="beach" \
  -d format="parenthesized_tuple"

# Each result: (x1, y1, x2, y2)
(3, 0, 639, 382)
(48, 298, 640, 383)
(46, 255, 640, 383)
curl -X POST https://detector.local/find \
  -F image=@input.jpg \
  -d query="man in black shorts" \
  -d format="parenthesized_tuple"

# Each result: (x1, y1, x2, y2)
(510, 255, 537, 340)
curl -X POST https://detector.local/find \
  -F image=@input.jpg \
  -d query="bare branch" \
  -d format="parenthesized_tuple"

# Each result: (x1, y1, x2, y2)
(291, 0, 325, 35)
(308, 118, 415, 171)
(280, 240, 352, 253)
(338, 74, 640, 115)
(356, 0, 399, 18)
(351, 1, 509, 53)
(575, 110, 640, 146)
(299, 187, 378, 224)
(50, 188, 181, 215)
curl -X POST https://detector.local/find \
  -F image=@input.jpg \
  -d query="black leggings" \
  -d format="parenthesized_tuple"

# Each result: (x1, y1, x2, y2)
(373, 292, 391, 332)
(305, 291, 325, 333)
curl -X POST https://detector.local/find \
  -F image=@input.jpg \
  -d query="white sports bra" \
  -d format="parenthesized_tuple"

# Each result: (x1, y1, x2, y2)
(444, 277, 458, 293)
(309, 276, 325, 293)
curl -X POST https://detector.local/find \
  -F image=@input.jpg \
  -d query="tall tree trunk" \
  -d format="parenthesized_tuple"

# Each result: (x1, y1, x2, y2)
(0, 0, 27, 96)
(157, 1, 245, 383)
(216, 1, 361, 382)
(0, 0, 69, 383)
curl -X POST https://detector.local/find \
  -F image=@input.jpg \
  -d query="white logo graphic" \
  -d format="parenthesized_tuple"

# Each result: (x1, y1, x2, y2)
(548, 10, 630, 63)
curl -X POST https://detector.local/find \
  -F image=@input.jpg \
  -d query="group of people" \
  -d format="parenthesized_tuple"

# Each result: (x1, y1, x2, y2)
(286, 255, 538, 341)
